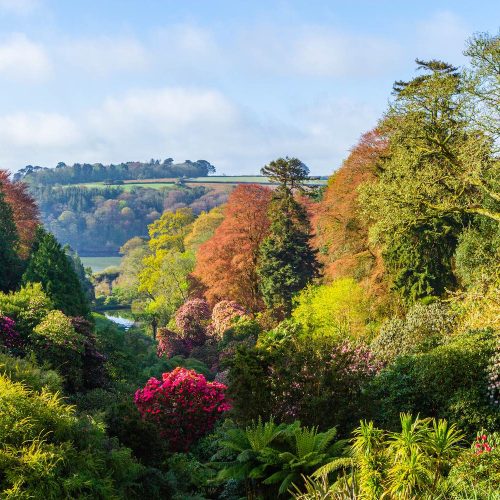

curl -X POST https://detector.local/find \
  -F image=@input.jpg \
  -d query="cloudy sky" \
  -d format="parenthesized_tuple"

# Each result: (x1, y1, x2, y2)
(0, 0, 498, 175)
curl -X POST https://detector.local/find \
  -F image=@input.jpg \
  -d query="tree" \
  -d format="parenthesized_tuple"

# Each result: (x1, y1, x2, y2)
(184, 206, 225, 253)
(138, 209, 197, 325)
(194, 185, 272, 311)
(0, 187, 21, 292)
(257, 158, 320, 315)
(22, 227, 90, 317)
(0, 170, 39, 258)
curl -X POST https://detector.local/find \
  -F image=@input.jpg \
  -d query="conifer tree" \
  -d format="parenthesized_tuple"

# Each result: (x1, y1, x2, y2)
(22, 226, 90, 317)
(257, 157, 320, 316)
(0, 187, 21, 292)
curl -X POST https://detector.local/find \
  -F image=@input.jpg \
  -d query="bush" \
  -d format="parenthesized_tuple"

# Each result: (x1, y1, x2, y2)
(175, 298, 211, 345)
(292, 279, 373, 339)
(371, 301, 456, 363)
(208, 300, 247, 340)
(0, 315, 23, 353)
(0, 283, 53, 339)
(0, 352, 62, 393)
(32, 310, 85, 391)
(134, 367, 231, 451)
(228, 335, 380, 433)
(367, 329, 498, 433)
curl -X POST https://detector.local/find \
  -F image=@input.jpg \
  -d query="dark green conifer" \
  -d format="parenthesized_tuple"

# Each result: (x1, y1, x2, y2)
(0, 187, 21, 292)
(22, 226, 90, 317)
(257, 157, 321, 316)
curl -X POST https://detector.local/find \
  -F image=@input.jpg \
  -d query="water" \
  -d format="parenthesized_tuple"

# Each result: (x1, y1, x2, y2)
(81, 256, 122, 273)
(104, 312, 135, 330)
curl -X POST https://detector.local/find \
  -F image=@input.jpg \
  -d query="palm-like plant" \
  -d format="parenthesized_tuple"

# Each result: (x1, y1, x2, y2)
(264, 426, 346, 495)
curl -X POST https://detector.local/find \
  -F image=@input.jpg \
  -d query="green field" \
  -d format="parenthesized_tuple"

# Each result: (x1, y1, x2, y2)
(80, 256, 122, 273)
(63, 176, 327, 191)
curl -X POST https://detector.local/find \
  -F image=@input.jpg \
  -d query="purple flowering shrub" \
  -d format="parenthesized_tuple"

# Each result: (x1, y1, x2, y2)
(0, 316, 23, 353)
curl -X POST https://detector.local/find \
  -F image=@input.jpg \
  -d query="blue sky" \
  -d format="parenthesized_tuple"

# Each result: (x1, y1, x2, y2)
(0, 0, 498, 175)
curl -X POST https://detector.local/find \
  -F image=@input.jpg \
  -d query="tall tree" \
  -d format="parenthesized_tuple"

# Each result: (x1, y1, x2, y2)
(0, 187, 21, 292)
(194, 185, 272, 311)
(0, 170, 39, 258)
(138, 209, 196, 325)
(22, 227, 90, 317)
(257, 157, 321, 315)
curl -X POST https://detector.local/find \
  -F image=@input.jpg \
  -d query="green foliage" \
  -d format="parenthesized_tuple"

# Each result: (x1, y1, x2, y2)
(258, 158, 320, 316)
(0, 282, 53, 338)
(22, 227, 90, 317)
(292, 279, 372, 339)
(371, 301, 456, 363)
(0, 352, 62, 393)
(367, 329, 498, 434)
(214, 418, 345, 498)
(0, 187, 21, 292)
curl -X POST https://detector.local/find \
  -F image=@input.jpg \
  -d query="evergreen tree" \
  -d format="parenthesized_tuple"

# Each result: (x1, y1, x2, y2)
(257, 157, 320, 316)
(22, 227, 90, 317)
(0, 187, 21, 292)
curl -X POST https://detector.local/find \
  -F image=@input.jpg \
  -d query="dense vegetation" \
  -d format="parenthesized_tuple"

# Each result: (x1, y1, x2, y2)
(33, 183, 228, 255)
(0, 31, 498, 499)
(14, 158, 215, 185)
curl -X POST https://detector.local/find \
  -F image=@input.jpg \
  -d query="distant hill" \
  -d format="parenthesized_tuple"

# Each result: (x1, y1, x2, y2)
(13, 158, 215, 186)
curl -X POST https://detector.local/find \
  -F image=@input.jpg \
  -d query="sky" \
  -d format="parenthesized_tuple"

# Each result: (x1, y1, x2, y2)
(0, 1, 498, 175)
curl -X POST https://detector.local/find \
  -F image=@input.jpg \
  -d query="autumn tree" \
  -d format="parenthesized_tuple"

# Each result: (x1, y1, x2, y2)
(0, 170, 39, 258)
(194, 185, 272, 311)
(257, 157, 321, 315)
(314, 129, 388, 286)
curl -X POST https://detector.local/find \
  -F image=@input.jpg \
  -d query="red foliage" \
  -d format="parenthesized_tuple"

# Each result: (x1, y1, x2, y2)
(0, 170, 39, 258)
(313, 129, 388, 293)
(194, 184, 272, 311)
(134, 367, 231, 451)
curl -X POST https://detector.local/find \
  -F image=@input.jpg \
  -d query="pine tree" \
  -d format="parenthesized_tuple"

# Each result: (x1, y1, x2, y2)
(0, 188, 21, 292)
(22, 227, 90, 317)
(257, 157, 320, 316)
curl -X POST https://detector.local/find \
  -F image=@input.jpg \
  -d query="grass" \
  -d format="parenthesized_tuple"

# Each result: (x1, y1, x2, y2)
(80, 256, 122, 272)
(71, 182, 177, 191)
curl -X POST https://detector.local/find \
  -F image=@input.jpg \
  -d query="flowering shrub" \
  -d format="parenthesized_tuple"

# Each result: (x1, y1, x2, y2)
(0, 316, 22, 352)
(156, 327, 192, 358)
(487, 339, 499, 406)
(208, 300, 247, 339)
(474, 434, 494, 454)
(175, 298, 211, 344)
(134, 367, 231, 451)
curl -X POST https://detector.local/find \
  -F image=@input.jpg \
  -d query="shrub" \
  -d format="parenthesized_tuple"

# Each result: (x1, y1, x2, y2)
(0, 282, 53, 338)
(134, 367, 231, 451)
(228, 335, 380, 433)
(371, 301, 456, 363)
(292, 279, 373, 339)
(0, 315, 22, 353)
(208, 300, 247, 340)
(32, 310, 85, 391)
(367, 329, 497, 433)
(175, 298, 211, 344)
(0, 352, 62, 393)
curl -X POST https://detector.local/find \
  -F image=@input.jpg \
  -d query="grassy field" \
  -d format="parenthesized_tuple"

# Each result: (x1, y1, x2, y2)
(63, 176, 327, 191)
(80, 256, 122, 272)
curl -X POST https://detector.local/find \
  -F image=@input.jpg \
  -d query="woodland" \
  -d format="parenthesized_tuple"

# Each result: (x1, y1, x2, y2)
(0, 32, 498, 499)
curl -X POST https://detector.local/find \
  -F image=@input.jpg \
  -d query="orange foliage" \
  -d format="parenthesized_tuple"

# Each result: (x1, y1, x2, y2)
(313, 129, 388, 295)
(0, 170, 39, 258)
(194, 184, 272, 311)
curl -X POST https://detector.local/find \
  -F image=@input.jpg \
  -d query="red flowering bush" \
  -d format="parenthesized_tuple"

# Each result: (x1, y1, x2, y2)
(208, 300, 247, 339)
(0, 316, 22, 352)
(134, 367, 231, 451)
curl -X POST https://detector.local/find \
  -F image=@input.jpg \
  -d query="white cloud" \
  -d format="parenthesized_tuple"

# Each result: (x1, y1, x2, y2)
(61, 36, 149, 76)
(0, 0, 39, 14)
(239, 26, 401, 78)
(0, 112, 80, 147)
(0, 33, 51, 81)
(415, 11, 469, 63)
